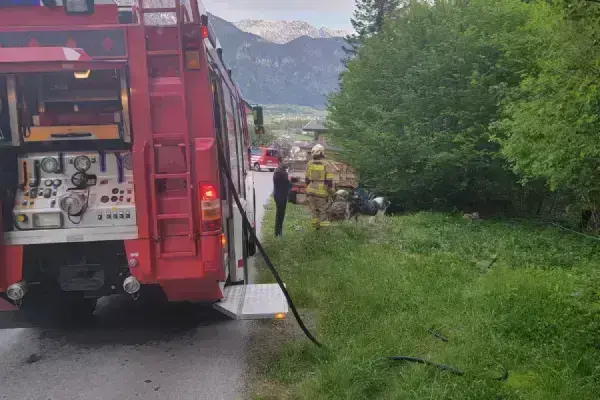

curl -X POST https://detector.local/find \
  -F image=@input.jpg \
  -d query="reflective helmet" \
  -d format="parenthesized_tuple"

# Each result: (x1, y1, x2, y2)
(311, 144, 325, 157)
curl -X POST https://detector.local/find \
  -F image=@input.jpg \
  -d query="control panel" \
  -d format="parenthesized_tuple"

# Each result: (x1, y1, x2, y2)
(12, 151, 137, 231)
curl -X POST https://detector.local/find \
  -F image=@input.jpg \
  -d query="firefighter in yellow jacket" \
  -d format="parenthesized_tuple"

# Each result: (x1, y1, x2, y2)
(305, 144, 334, 229)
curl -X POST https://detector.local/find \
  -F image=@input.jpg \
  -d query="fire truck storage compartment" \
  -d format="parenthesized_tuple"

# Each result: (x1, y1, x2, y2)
(10, 68, 130, 146)
(0, 68, 137, 243)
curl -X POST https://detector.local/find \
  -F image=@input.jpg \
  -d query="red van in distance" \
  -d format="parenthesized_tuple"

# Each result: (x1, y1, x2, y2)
(250, 147, 280, 172)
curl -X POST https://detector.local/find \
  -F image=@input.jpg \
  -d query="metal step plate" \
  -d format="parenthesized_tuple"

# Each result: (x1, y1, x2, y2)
(214, 284, 289, 320)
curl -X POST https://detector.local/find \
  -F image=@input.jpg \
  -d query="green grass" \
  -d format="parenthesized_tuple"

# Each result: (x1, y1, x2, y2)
(251, 202, 600, 400)
(294, 133, 313, 142)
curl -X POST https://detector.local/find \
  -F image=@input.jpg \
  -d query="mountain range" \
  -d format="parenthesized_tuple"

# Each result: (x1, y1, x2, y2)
(208, 14, 346, 108)
(233, 19, 349, 44)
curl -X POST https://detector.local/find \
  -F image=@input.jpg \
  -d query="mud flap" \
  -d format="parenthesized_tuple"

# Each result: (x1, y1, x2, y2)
(213, 283, 288, 320)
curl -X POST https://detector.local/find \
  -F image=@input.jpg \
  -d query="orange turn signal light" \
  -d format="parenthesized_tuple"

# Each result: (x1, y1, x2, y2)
(185, 51, 201, 70)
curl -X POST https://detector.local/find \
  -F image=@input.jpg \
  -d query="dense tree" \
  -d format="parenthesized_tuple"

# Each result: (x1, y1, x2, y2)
(332, 0, 600, 215)
(497, 0, 600, 211)
(343, 0, 403, 61)
(330, 0, 554, 213)
(250, 126, 277, 147)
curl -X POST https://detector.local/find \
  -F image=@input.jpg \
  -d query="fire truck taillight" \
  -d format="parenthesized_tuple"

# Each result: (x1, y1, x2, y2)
(199, 183, 221, 232)
(201, 26, 209, 39)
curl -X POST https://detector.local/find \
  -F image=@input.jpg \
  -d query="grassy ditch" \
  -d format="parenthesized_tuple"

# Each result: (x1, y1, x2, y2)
(249, 202, 600, 400)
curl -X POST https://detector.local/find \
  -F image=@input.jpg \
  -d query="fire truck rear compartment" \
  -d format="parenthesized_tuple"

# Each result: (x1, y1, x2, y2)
(22, 241, 130, 298)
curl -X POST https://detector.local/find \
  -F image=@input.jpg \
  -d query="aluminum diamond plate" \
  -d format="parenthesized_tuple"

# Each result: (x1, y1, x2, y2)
(214, 284, 288, 320)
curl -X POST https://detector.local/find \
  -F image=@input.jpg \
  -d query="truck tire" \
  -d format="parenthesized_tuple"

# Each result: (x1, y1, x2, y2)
(253, 163, 261, 172)
(269, 168, 275, 172)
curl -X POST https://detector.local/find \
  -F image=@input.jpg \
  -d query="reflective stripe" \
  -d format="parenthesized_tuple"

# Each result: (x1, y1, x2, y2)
(307, 164, 325, 181)
(306, 184, 328, 197)
(306, 160, 331, 197)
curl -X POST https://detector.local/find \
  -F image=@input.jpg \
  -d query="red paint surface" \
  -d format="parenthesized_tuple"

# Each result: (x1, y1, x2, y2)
(0, 245, 23, 292)
(0, 298, 17, 312)
(0, 5, 119, 27)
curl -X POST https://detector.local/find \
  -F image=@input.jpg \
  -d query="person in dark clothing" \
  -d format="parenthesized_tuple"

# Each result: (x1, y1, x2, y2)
(273, 159, 291, 237)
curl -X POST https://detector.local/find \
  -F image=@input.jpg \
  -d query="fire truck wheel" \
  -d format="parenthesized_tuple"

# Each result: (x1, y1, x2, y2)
(269, 168, 275, 172)
(253, 163, 261, 172)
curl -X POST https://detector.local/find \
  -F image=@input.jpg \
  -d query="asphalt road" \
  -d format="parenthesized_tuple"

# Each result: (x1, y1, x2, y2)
(0, 171, 274, 400)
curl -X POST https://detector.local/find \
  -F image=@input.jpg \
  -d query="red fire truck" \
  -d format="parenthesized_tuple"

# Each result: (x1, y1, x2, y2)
(0, 0, 287, 324)
(250, 146, 280, 172)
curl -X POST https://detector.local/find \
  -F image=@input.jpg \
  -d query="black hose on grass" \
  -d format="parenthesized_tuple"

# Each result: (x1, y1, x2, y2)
(384, 356, 509, 381)
(550, 222, 600, 242)
(217, 138, 507, 380)
(427, 328, 449, 343)
(216, 139, 323, 348)
(386, 356, 464, 376)
(487, 255, 499, 269)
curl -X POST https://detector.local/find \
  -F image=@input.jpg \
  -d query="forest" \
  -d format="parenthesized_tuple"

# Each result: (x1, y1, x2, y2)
(329, 0, 600, 222)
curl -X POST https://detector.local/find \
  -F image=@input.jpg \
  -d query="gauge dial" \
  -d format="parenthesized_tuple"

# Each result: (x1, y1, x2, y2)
(122, 153, 133, 170)
(44, 179, 53, 187)
(74, 156, 91, 172)
(41, 157, 58, 173)
(53, 179, 62, 187)
(71, 172, 88, 188)
(59, 192, 86, 215)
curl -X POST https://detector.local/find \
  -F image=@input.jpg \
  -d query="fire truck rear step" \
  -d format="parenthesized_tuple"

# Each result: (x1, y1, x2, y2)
(214, 284, 289, 320)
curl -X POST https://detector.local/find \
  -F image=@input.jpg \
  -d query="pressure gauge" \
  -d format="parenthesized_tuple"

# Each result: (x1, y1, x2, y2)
(59, 192, 87, 216)
(122, 153, 133, 170)
(71, 172, 88, 188)
(41, 157, 58, 173)
(74, 155, 91, 172)
(44, 179, 53, 187)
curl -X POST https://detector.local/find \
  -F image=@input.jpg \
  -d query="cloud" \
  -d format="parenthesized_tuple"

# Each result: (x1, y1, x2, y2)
(205, 0, 353, 13)
(203, 0, 354, 28)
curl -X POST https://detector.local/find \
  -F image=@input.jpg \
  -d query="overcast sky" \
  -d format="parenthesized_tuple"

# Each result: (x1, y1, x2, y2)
(202, 0, 355, 30)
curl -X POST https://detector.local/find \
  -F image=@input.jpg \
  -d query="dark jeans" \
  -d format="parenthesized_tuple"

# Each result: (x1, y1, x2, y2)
(274, 197, 287, 236)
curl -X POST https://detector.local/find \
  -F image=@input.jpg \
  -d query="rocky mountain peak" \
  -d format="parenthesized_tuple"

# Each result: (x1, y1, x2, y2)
(232, 18, 349, 44)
